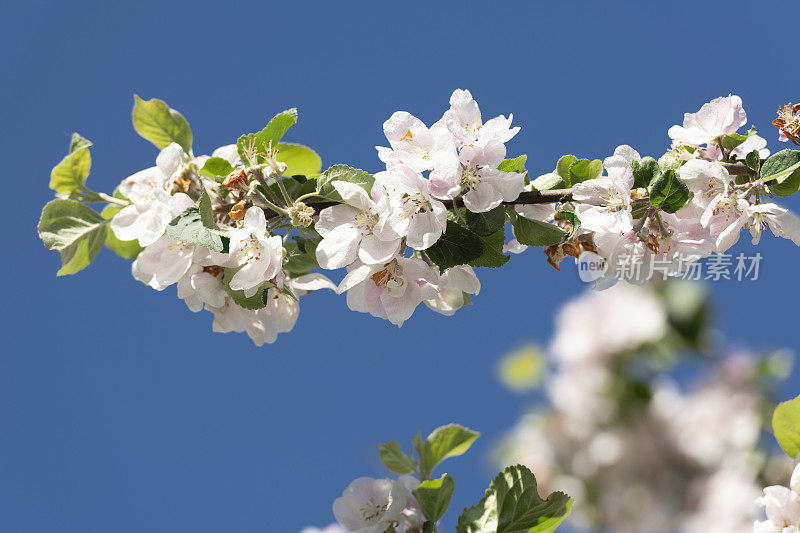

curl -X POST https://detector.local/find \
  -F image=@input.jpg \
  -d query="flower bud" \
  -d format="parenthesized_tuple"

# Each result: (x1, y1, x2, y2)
(289, 201, 315, 227)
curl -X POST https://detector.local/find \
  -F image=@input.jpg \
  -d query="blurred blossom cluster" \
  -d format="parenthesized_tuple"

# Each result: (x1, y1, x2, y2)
(496, 281, 793, 533)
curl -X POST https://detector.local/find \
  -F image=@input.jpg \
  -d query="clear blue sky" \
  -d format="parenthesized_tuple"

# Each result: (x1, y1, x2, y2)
(2, 1, 799, 531)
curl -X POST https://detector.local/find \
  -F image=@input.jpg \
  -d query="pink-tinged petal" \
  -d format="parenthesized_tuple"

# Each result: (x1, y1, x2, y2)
(337, 263, 376, 294)
(315, 204, 359, 236)
(483, 167, 524, 202)
(316, 225, 360, 269)
(383, 111, 426, 142)
(358, 234, 400, 264)
(332, 180, 372, 211)
(406, 210, 444, 250)
(463, 181, 501, 213)
(169, 192, 194, 216)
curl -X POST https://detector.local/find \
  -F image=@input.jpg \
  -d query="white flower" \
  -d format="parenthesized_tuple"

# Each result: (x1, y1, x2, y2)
(131, 235, 197, 290)
(430, 140, 524, 212)
(678, 159, 732, 212)
(572, 145, 639, 234)
(209, 289, 299, 347)
(337, 257, 438, 327)
(668, 94, 768, 159)
(222, 207, 283, 297)
(424, 265, 481, 316)
(745, 202, 800, 246)
(377, 112, 458, 174)
(332, 477, 409, 533)
(442, 88, 520, 147)
(374, 165, 448, 250)
(177, 264, 227, 312)
(110, 146, 195, 246)
(315, 181, 401, 269)
(754, 463, 800, 533)
(700, 193, 750, 253)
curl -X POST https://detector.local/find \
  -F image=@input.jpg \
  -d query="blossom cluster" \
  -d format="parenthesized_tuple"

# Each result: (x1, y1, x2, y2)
(38, 91, 800, 345)
(498, 282, 792, 533)
(755, 463, 800, 533)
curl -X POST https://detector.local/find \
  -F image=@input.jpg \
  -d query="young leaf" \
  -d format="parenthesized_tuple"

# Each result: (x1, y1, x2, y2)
(200, 157, 235, 179)
(745, 150, 761, 173)
(530, 172, 564, 191)
(277, 142, 322, 177)
(425, 221, 484, 271)
(421, 424, 480, 476)
(315, 164, 375, 202)
(132, 95, 193, 153)
(649, 169, 689, 213)
(413, 473, 455, 523)
(513, 216, 565, 247)
(568, 158, 603, 185)
(378, 441, 418, 475)
(50, 135, 92, 194)
(38, 199, 108, 275)
(465, 206, 506, 236)
(497, 155, 527, 175)
(165, 189, 224, 252)
(456, 465, 572, 533)
(630, 157, 660, 189)
(721, 132, 749, 151)
(555, 155, 577, 184)
(773, 395, 800, 458)
(283, 239, 320, 276)
(237, 108, 298, 162)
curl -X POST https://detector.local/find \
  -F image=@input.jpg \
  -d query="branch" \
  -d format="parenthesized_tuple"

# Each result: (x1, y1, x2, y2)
(259, 188, 573, 219)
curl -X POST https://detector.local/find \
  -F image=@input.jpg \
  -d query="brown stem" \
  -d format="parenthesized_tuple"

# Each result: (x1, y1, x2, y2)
(260, 188, 573, 219)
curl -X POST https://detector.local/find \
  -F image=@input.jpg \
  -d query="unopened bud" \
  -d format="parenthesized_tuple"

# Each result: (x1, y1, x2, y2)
(289, 201, 315, 227)
(229, 199, 248, 221)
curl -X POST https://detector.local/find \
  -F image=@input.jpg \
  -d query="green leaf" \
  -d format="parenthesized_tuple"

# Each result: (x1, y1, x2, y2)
(762, 149, 800, 183)
(315, 164, 375, 202)
(101, 204, 142, 259)
(771, 171, 800, 197)
(222, 266, 272, 310)
(456, 465, 572, 533)
(746, 150, 761, 173)
(423, 522, 436, 533)
(649, 169, 689, 213)
(200, 157, 234, 179)
(378, 441, 418, 475)
(426, 221, 484, 270)
(630, 157, 660, 189)
(555, 155, 577, 183)
(421, 424, 480, 476)
(568, 158, 603, 185)
(465, 206, 506, 236)
(469, 229, 510, 269)
(414, 474, 455, 523)
(283, 238, 320, 275)
(721, 132, 749, 151)
(277, 142, 322, 177)
(50, 135, 92, 194)
(237, 108, 298, 162)
(497, 155, 527, 174)
(38, 199, 108, 275)
(773, 395, 800, 458)
(132, 95, 192, 153)
(165, 189, 224, 252)
(513, 216, 565, 247)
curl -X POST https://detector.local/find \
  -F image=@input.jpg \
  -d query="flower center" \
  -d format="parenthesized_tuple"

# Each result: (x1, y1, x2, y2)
(235, 235, 263, 263)
(460, 165, 482, 190)
(602, 187, 628, 212)
(359, 496, 388, 523)
(353, 209, 378, 235)
(400, 193, 429, 219)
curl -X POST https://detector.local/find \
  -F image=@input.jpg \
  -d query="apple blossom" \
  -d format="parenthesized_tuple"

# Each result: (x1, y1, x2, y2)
(754, 463, 800, 533)
(377, 111, 458, 174)
(221, 206, 284, 297)
(443, 88, 520, 147)
(424, 264, 480, 316)
(332, 477, 409, 533)
(337, 257, 438, 327)
(373, 165, 447, 250)
(315, 180, 401, 269)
